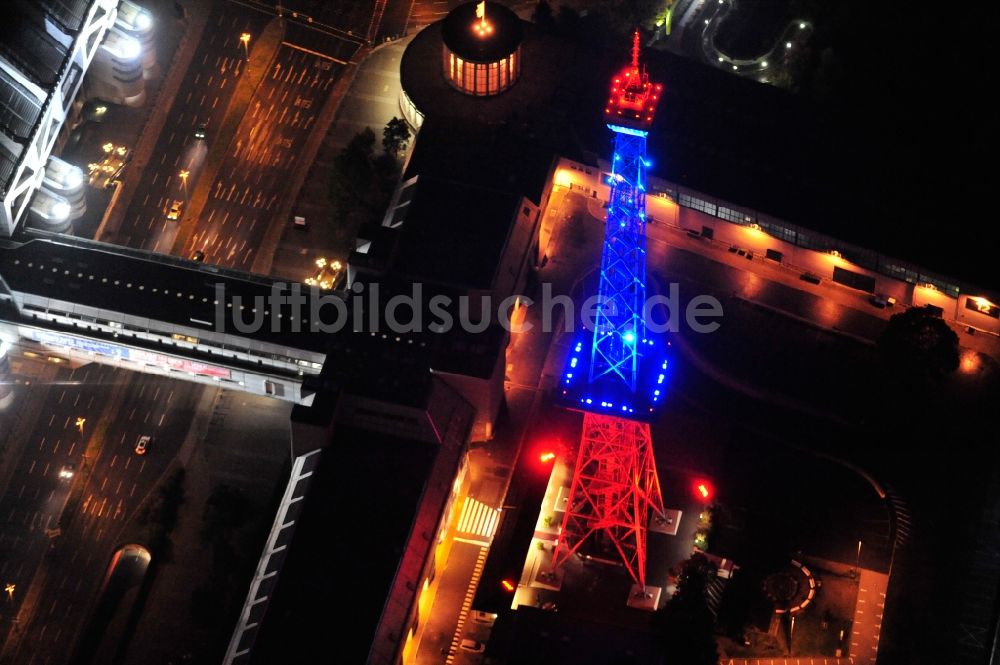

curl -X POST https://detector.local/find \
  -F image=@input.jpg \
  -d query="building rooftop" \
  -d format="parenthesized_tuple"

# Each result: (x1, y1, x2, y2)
(0, 237, 330, 353)
(403, 117, 555, 205)
(0, 1, 72, 90)
(248, 424, 437, 665)
(441, 1, 523, 63)
(400, 20, 584, 150)
(1, 0, 83, 198)
(381, 175, 523, 291)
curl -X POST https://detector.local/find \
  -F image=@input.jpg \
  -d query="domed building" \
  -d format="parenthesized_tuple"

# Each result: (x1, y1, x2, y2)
(440, 1, 523, 96)
(400, 1, 548, 129)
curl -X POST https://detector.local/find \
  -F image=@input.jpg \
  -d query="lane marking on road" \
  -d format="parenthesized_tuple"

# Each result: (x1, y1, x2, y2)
(279, 41, 347, 65)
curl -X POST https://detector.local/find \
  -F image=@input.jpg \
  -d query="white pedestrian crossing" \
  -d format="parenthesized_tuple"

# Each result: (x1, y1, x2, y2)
(457, 497, 499, 539)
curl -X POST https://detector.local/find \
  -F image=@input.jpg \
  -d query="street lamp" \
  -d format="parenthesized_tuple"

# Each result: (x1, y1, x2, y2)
(75, 417, 85, 433)
(240, 32, 251, 60)
(179, 169, 189, 192)
(4, 583, 13, 600)
(855, 539, 862, 572)
(789, 615, 795, 655)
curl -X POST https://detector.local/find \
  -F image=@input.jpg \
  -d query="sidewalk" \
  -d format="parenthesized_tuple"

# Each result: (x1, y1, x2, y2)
(851, 568, 888, 665)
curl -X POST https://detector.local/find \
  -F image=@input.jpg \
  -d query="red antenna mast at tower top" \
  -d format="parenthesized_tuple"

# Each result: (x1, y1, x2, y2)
(605, 30, 662, 128)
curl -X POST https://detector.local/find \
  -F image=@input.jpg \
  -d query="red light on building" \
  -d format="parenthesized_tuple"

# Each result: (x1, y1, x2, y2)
(501, 579, 515, 592)
(693, 479, 713, 502)
(539, 452, 556, 463)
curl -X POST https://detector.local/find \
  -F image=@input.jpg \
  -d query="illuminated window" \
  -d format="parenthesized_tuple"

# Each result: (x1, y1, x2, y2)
(476, 64, 487, 95)
(488, 61, 499, 94)
(760, 222, 796, 244)
(965, 297, 1000, 318)
(679, 193, 717, 217)
(884, 262, 919, 284)
(717, 205, 753, 225)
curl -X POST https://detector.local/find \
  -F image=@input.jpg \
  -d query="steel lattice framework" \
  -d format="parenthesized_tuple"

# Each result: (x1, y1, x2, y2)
(589, 130, 648, 391)
(556, 414, 664, 584)
(553, 32, 666, 589)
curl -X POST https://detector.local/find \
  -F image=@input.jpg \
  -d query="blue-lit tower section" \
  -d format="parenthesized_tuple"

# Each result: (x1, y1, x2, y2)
(591, 116, 650, 393)
(552, 32, 666, 590)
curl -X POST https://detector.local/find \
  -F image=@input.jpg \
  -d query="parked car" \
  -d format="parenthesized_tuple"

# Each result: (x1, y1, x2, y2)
(471, 610, 497, 625)
(459, 639, 485, 653)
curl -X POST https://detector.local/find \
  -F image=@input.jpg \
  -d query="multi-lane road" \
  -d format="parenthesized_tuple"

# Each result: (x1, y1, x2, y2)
(180, 39, 346, 268)
(113, 6, 271, 254)
(0, 362, 204, 665)
(112, 1, 363, 271)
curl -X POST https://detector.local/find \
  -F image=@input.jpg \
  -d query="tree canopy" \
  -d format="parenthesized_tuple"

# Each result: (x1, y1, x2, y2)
(654, 554, 720, 665)
(878, 305, 960, 381)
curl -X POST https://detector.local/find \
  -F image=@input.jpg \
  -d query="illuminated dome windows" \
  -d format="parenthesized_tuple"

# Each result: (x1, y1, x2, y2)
(443, 49, 519, 97)
(440, 2, 523, 97)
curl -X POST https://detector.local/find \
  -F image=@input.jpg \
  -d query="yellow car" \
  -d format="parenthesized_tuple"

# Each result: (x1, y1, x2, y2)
(166, 200, 183, 221)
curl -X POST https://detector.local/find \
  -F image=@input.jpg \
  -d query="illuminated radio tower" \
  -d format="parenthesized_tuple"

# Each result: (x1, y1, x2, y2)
(553, 31, 666, 589)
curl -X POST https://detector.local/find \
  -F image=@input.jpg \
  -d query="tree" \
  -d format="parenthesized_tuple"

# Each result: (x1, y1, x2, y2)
(603, 0, 661, 36)
(200, 484, 250, 546)
(555, 6, 580, 36)
(654, 554, 719, 665)
(532, 0, 555, 31)
(878, 305, 959, 381)
(137, 468, 186, 562)
(382, 117, 411, 157)
(329, 126, 402, 230)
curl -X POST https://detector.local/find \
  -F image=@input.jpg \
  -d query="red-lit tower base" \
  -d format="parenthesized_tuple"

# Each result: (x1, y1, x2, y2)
(556, 414, 665, 585)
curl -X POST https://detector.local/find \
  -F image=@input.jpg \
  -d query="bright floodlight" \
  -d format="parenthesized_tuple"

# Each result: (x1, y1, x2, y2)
(121, 36, 142, 59)
(65, 168, 84, 189)
(785, 41, 792, 49)
(135, 11, 152, 30)
(51, 201, 71, 220)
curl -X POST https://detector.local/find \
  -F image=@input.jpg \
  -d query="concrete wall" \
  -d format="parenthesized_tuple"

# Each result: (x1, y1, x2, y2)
(492, 195, 541, 307)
